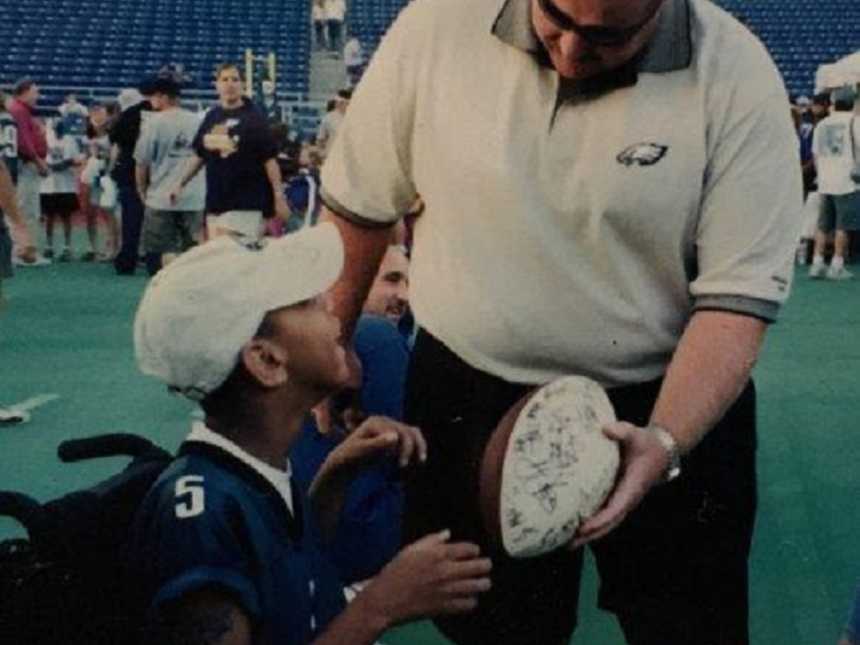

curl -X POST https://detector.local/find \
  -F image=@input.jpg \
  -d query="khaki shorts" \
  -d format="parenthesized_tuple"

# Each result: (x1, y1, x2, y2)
(142, 208, 203, 254)
(818, 191, 860, 232)
(206, 210, 264, 242)
(16, 163, 42, 221)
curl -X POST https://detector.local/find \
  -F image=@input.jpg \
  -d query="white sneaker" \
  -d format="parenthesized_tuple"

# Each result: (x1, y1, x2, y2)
(825, 265, 853, 280)
(808, 262, 826, 279)
(12, 254, 51, 267)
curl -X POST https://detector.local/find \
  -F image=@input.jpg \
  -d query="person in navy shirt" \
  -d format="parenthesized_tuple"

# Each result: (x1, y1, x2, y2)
(170, 63, 288, 241)
(126, 224, 491, 645)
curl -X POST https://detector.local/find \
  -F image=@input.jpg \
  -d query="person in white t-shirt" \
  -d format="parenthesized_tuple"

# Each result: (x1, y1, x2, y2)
(343, 37, 366, 87)
(809, 86, 860, 280)
(41, 118, 83, 261)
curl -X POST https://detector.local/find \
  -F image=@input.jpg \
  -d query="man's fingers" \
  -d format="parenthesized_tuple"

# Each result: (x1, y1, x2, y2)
(412, 529, 452, 548)
(444, 556, 493, 580)
(602, 421, 635, 442)
(442, 541, 483, 561)
(440, 597, 479, 614)
(441, 577, 492, 596)
(397, 427, 415, 467)
(411, 427, 428, 462)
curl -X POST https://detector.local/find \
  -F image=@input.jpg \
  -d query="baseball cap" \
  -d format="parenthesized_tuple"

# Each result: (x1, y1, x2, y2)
(134, 223, 344, 401)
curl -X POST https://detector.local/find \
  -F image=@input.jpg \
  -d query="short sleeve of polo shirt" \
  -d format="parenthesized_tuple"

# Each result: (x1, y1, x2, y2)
(320, 3, 420, 226)
(131, 474, 263, 621)
(690, 68, 803, 318)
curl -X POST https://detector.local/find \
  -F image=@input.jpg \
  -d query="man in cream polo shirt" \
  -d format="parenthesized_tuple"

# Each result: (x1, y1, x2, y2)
(319, 0, 804, 642)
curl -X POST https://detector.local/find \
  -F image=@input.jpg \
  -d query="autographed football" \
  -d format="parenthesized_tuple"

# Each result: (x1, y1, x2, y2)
(479, 376, 620, 558)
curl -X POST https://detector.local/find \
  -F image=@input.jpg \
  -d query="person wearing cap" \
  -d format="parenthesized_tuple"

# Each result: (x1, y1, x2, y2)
(809, 85, 860, 281)
(134, 70, 205, 276)
(318, 0, 804, 643)
(169, 63, 288, 243)
(110, 78, 155, 274)
(126, 224, 492, 645)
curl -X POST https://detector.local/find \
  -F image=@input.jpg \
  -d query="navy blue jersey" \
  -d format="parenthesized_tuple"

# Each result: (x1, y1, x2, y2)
(354, 315, 410, 420)
(124, 438, 345, 645)
(0, 113, 19, 183)
(193, 98, 278, 217)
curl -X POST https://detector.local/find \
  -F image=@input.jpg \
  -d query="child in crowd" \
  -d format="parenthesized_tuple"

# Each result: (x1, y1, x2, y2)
(41, 118, 83, 261)
(81, 103, 119, 261)
(127, 224, 492, 644)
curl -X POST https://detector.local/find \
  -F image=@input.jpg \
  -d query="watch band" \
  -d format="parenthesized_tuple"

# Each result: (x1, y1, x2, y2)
(649, 425, 682, 482)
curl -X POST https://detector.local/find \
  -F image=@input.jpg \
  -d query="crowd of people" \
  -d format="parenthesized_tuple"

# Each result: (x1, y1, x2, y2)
(1, 0, 858, 643)
(0, 65, 341, 288)
(791, 86, 860, 279)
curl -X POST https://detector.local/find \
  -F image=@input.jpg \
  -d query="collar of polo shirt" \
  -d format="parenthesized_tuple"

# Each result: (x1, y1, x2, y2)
(492, 0, 693, 83)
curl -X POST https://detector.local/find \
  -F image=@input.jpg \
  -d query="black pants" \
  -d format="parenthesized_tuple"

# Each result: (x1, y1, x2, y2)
(404, 331, 757, 645)
(114, 183, 144, 275)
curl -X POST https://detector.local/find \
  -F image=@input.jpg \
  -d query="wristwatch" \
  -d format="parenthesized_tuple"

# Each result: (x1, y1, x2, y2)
(649, 425, 682, 482)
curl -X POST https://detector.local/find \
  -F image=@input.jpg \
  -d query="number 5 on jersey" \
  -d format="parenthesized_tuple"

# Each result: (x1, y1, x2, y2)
(175, 475, 206, 519)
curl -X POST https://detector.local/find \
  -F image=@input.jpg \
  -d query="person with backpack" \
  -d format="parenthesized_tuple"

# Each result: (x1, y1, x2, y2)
(126, 223, 492, 644)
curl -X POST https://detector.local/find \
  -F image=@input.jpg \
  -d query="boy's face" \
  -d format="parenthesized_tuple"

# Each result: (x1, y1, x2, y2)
(266, 296, 350, 392)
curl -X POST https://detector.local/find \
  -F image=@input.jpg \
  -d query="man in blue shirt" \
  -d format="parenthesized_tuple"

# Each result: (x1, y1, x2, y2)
(127, 224, 491, 644)
(292, 244, 411, 583)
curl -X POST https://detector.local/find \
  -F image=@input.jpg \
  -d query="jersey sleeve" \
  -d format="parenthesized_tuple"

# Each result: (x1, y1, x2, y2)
(690, 86, 804, 321)
(132, 473, 263, 621)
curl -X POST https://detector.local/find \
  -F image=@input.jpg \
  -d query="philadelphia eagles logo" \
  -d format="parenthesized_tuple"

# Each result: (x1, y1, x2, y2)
(616, 143, 669, 167)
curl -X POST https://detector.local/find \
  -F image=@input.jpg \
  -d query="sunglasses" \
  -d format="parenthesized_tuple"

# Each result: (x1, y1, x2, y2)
(536, 0, 663, 48)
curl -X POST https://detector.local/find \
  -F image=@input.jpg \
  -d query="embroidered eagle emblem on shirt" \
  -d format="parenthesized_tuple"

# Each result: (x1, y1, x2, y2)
(616, 143, 669, 167)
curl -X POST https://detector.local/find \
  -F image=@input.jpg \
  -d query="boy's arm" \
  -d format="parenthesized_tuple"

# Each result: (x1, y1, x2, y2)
(142, 588, 253, 645)
(308, 416, 425, 541)
(148, 532, 491, 645)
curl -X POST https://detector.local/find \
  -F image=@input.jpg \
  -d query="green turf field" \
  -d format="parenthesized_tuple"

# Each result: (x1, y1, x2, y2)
(1, 242, 857, 644)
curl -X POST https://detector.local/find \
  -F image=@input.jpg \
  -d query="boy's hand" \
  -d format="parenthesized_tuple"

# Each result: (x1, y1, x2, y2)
(358, 530, 493, 627)
(329, 416, 427, 472)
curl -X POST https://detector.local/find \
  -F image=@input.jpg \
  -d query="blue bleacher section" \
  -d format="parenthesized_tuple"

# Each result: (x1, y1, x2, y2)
(713, 0, 860, 97)
(0, 0, 856, 112)
(347, 0, 406, 56)
(348, 0, 859, 98)
(0, 0, 310, 102)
